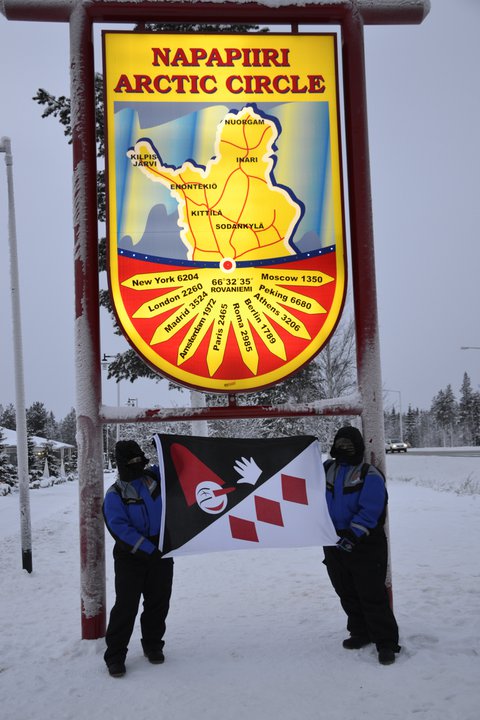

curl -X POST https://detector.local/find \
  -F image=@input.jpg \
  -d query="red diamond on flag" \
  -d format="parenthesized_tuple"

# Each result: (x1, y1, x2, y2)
(255, 495, 284, 526)
(229, 515, 259, 543)
(281, 474, 308, 505)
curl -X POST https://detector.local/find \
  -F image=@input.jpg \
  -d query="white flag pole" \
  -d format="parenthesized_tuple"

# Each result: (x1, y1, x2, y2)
(0, 137, 32, 572)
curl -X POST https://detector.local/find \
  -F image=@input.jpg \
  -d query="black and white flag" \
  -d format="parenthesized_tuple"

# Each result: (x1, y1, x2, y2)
(154, 433, 339, 558)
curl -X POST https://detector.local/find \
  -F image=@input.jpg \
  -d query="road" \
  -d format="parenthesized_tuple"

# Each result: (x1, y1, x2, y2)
(406, 447, 480, 458)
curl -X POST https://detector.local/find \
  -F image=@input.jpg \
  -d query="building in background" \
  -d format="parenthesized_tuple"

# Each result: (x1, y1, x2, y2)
(1, 426, 75, 467)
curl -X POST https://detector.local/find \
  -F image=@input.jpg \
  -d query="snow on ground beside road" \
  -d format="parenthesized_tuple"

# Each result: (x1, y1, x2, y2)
(386, 450, 480, 494)
(0, 452, 479, 720)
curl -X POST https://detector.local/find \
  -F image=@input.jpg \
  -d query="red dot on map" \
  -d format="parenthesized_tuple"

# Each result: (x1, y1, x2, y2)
(221, 258, 236, 272)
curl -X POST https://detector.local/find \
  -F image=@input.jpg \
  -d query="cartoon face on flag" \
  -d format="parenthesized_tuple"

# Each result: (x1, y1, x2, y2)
(154, 434, 339, 557)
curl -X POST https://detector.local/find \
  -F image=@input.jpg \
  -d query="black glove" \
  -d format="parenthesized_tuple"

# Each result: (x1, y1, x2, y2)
(149, 549, 163, 561)
(337, 529, 359, 553)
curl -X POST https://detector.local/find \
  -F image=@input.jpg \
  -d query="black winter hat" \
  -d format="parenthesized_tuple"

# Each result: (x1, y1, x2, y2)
(330, 426, 365, 465)
(115, 440, 148, 481)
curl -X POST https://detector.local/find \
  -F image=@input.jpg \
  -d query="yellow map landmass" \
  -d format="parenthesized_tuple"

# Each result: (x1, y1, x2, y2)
(127, 107, 302, 262)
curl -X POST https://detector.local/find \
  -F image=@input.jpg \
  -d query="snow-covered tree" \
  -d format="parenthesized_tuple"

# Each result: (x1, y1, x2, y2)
(417, 408, 437, 447)
(45, 411, 58, 441)
(27, 436, 42, 484)
(404, 405, 420, 447)
(458, 372, 478, 445)
(431, 385, 458, 446)
(58, 408, 77, 446)
(42, 441, 61, 478)
(384, 406, 399, 442)
(472, 394, 480, 446)
(0, 403, 16, 430)
(115, 421, 192, 465)
(0, 426, 16, 492)
(315, 317, 356, 399)
(26, 401, 49, 438)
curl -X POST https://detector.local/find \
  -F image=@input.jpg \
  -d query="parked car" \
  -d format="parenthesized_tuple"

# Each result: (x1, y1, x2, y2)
(385, 439, 408, 453)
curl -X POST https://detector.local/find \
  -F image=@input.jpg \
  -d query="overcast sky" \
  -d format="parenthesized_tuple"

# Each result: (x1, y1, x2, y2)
(1, 0, 479, 420)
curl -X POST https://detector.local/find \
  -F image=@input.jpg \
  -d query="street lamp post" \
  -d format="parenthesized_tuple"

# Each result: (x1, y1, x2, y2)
(0, 136, 32, 573)
(101, 353, 121, 441)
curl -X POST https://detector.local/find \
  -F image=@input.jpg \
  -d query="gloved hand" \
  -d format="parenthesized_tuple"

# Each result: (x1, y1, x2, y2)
(149, 549, 163, 561)
(336, 529, 359, 553)
(136, 548, 162, 564)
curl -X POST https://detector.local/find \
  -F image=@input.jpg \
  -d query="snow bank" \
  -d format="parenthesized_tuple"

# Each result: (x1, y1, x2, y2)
(387, 452, 480, 495)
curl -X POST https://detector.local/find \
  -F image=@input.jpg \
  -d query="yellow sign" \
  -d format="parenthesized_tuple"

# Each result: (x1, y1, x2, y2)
(103, 32, 346, 392)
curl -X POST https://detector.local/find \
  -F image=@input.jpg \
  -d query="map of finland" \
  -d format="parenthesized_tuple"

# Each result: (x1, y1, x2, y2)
(126, 106, 303, 263)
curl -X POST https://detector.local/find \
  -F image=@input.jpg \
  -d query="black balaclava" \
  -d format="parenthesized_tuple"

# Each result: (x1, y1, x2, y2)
(330, 426, 365, 465)
(115, 440, 148, 482)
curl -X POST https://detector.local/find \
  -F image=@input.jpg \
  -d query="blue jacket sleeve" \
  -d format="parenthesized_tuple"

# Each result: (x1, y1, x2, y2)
(103, 489, 157, 556)
(350, 467, 387, 538)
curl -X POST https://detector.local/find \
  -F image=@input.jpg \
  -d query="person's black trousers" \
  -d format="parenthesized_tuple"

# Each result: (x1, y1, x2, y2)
(104, 549, 174, 666)
(323, 534, 399, 650)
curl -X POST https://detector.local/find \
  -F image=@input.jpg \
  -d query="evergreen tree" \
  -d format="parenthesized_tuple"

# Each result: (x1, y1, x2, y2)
(404, 405, 419, 447)
(417, 408, 435, 448)
(0, 403, 16, 430)
(384, 406, 398, 442)
(0, 426, 16, 490)
(58, 408, 77, 446)
(431, 385, 457, 446)
(42, 441, 61, 478)
(458, 372, 477, 445)
(27, 436, 42, 484)
(64, 448, 78, 476)
(45, 411, 59, 440)
(472, 392, 480, 446)
(116, 421, 191, 463)
(26, 401, 49, 438)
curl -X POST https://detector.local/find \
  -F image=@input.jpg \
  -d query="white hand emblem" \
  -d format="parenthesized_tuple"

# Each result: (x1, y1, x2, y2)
(234, 457, 262, 485)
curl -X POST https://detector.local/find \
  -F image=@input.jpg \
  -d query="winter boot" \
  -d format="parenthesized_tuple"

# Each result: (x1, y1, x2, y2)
(378, 648, 396, 665)
(107, 661, 126, 677)
(342, 636, 371, 650)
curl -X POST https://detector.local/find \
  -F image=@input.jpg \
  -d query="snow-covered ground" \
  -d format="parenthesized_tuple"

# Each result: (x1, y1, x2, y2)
(1, 452, 479, 720)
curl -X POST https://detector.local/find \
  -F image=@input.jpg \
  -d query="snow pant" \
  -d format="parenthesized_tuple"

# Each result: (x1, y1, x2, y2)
(104, 548, 174, 666)
(323, 533, 399, 651)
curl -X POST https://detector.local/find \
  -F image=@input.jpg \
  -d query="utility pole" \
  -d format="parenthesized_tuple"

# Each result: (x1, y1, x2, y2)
(0, 136, 32, 572)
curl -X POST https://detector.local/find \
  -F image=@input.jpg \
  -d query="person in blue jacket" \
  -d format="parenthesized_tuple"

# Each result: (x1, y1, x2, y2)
(103, 440, 174, 678)
(323, 426, 400, 666)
